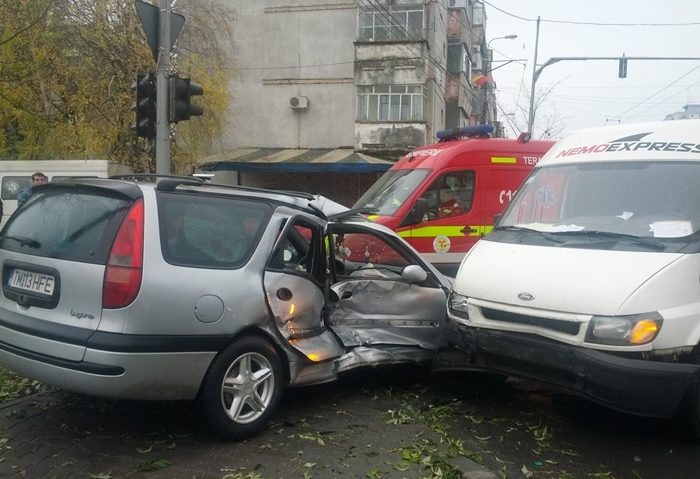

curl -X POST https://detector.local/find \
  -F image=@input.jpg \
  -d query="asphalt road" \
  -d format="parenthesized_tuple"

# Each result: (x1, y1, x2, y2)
(0, 366, 698, 479)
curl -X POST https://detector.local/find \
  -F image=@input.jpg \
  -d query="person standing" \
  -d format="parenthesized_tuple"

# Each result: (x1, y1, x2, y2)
(16, 172, 48, 207)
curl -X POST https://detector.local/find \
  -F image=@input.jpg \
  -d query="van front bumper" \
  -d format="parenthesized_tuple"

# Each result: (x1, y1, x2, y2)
(435, 327, 699, 418)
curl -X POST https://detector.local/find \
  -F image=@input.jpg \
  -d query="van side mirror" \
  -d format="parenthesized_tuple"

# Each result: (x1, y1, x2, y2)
(400, 198, 428, 227)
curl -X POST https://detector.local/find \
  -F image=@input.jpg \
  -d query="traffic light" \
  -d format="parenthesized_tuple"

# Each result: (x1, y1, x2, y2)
(618, 57, 628, 79)
(131, 73, 156, 139)
(169, 75, 204, 123)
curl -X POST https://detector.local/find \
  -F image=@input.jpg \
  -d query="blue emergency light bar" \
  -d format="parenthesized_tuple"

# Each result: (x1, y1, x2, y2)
(436, 124, 493, 141)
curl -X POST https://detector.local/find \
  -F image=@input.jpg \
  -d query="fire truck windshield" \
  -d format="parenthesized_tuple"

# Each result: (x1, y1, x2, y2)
(353, 169, 430, 216)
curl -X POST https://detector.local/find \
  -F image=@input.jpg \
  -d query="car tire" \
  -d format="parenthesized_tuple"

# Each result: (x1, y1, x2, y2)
(199, 336, 283, 440)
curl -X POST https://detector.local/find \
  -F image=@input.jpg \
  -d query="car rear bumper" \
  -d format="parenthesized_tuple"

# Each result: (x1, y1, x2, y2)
(0, 341, 217, 400)
(0, 323, 223, 400)
(435, 326, 699, 418)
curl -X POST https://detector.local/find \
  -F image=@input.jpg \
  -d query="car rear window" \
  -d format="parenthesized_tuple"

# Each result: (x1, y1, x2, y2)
(158, 192, 271, 268)
(0, 187, 131, 264)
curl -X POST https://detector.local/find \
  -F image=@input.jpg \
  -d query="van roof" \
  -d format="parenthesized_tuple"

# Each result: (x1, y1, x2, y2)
(540, 119, 700, 166)
(393, 136, 555, 169)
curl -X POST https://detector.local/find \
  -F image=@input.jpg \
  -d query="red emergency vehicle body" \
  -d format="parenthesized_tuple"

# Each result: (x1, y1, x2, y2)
(352, 131, 554, 275)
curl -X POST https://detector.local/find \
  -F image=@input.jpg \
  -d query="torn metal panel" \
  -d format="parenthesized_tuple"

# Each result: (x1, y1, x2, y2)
(328, 278, 445, 349)
(289, 346, 435, 387)
(334, 346, 435, 374)
(331, 326, 438, 348)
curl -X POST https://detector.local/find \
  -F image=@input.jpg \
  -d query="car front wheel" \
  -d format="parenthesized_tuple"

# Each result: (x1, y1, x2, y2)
(199, 336, 283, 440)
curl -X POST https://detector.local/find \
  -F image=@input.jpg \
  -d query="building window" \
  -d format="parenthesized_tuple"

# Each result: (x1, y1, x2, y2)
(357, 85, 424, 122)
(358, 5, 424, 42)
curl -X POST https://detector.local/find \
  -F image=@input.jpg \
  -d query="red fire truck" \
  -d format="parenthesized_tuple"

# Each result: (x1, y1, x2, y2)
(351, 125, 555, 275)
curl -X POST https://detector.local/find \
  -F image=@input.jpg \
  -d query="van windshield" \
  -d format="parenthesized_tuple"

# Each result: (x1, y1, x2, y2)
(494, 161, 700, 250)
(353, 169, 430, 216)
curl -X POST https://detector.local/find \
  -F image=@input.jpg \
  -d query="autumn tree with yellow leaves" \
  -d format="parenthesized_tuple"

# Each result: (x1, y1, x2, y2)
(0, 0, 233, 173)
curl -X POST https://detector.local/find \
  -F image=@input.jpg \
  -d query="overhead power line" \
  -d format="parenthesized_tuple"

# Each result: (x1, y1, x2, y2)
(482, 0, 700, 26)
(616, 64, 700, 119)
(621, 70, 700, 121)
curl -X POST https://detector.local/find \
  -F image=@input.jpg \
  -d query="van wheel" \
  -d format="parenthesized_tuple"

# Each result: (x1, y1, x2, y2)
(199, 336, 283, 440)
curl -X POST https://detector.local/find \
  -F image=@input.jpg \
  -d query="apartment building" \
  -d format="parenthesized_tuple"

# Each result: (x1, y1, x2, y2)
(202, 0, 495, 204)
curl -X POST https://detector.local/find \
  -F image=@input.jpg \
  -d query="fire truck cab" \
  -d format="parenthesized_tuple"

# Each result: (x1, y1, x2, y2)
(352, 125, 554, 276)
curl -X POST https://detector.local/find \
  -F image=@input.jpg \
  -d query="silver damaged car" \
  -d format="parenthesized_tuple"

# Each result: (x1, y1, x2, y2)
(0, 176, 451, 440)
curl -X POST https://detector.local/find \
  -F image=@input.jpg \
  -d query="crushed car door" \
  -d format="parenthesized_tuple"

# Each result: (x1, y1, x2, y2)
(263, 216, 345, 362)
(326, 223, 447, 351)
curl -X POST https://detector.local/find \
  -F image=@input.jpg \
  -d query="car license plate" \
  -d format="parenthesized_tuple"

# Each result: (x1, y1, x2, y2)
(8, 268, 55, 296)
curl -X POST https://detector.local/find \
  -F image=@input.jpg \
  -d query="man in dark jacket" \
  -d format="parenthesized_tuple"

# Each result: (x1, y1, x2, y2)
(16, 172, 48, 207)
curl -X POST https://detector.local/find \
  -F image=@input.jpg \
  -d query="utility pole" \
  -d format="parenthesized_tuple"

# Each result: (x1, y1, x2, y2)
(155, 0, 171, 175)
(527, 16, 540, 136)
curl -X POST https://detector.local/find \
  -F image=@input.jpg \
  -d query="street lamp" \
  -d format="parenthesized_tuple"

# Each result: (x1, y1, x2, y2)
(487, 34, 518, 49)
(484, 35, 517, 131)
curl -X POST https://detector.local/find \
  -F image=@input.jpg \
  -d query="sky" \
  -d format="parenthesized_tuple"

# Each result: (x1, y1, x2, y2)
(481, 0, 700, 138)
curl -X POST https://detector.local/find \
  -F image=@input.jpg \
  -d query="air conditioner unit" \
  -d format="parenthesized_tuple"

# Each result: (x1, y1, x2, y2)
(289, 96, 309, 110)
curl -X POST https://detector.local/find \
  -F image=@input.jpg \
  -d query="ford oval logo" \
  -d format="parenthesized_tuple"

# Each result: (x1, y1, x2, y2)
(517, 292, 535, 301)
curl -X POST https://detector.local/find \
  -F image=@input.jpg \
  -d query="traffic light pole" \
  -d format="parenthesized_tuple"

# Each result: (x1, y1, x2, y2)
(155, 0, 171, 175)
(527, 55, 700, 135)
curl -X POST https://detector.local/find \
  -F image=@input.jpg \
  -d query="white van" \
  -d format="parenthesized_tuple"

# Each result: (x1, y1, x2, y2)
(0, 160, 132, 226)
(444, 119, 700, 437)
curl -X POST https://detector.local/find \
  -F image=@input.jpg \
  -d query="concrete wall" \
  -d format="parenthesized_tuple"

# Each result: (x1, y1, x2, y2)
(223, 1, 357, 149)
(355, 122, 427, 151)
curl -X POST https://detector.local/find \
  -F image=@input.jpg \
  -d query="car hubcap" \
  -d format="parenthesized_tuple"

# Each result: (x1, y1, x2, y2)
(221, 352, 274, 424)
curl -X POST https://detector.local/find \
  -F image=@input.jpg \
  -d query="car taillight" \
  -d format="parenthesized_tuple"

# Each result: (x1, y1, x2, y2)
(103, 199, 144, 309)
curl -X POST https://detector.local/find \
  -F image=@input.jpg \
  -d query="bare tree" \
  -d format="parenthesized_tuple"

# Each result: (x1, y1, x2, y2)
(504, 80, 568, 140)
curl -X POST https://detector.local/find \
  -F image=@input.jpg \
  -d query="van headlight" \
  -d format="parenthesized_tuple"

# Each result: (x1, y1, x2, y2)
(448, 291, 469, 320)
(585, 312, 663, 346)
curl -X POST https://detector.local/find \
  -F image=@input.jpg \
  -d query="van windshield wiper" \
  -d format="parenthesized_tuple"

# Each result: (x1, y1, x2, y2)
(4, 235, 42, 248)
(549, 230, 665, 250)
(492, 225, 566, 244)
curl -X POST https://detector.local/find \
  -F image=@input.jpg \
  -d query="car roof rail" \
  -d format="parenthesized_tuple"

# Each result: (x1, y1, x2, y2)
(155, 177, 206, 191)
(110, 173, 205, 184)
(108, 174, 206, 192)
(217, 183, 315, 201)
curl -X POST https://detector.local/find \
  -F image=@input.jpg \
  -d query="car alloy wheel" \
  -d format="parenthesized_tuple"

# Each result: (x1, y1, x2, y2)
(220, 351, 275, 424)
(200, 336, 283, 440)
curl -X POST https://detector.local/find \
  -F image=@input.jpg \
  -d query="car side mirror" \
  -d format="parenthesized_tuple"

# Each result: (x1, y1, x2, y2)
(401, 264, 428, 283)
(493, 213, 502, 225)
